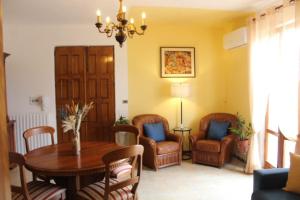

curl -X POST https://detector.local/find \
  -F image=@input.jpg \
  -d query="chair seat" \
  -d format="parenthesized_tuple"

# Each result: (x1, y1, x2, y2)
(110, 162, 133, 178)
(156, 141, 179, 155)
(77, 178, 134, 200)
(12, 181, 66, 200)
(195, 140, 221, 153)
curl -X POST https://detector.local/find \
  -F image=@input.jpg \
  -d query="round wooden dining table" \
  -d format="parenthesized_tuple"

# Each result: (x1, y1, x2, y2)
(25, 141, 122, 200)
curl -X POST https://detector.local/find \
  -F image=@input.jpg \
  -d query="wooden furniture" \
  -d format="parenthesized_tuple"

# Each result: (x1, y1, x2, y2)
(23, 126, 55, 181)
(0, 5, 12, 197)
(173, 127, 192, 160)
(23, 126, 55, 153)
(113, 124, 140, 145)
(77, 145, 144, 200)
(25, 141, 123, 200)
(8, 120, 16, 156)
(132, 114, 182, 170)
(3, 52, 17, 164)
(9, 152, 66, 200)
(189, 113, 238, 167)
(55, 46, 116, 143)
(110, 125, 139, 179)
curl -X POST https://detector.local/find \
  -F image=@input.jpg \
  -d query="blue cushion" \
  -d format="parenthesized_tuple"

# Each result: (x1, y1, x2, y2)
(207, 120, 230, 140)
(143, 122, 166, 142)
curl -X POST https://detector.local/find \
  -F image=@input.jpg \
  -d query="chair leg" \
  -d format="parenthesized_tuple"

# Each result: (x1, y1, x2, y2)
(32, 173, 38, 182)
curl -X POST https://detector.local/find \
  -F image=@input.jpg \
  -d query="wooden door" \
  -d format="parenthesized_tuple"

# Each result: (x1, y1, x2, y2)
(55, 46, 86, 143)
(86, 46, 115, 141)
(0, 0, 12, 198)
(55, 46, 115, 143)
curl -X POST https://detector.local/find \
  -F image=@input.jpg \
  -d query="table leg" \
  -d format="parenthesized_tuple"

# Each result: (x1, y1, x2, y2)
(182, 131, 191, 160)
(54, 176, 80, 200)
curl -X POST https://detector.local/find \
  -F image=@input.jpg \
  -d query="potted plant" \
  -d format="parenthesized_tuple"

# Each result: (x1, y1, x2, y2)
(114, 115, 129, 125)
(230, 113, 254, 161)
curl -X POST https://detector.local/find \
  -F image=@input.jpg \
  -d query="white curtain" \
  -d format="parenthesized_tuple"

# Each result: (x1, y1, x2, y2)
(246, 0, 300, 173)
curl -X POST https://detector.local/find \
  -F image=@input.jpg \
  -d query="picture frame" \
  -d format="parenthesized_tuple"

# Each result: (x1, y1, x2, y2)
(160, 47, 195, 78)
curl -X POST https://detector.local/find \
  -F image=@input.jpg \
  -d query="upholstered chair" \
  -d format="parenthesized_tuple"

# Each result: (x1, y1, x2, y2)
(189, 113, 237, 167)
(132, 114, 182, 170)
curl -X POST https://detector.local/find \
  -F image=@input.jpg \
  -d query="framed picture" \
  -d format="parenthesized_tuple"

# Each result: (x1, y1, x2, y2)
(160, 47, 195, 78)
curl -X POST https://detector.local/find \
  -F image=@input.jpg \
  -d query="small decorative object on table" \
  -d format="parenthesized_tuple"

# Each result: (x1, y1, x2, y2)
(229, 113, 254, 162)
(62, 101, 94, 155)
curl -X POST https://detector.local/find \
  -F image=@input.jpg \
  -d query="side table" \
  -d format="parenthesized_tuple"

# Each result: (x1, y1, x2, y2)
(173, 127, 192, 160)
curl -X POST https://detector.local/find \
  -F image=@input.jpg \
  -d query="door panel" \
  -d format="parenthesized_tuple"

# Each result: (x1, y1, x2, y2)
(55, 46, 86, 143)
(86, 46, 115, 141)
(55, 46, 115, 143)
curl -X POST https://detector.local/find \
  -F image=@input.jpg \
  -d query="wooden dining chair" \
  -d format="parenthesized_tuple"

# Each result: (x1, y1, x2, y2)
(76, 145, 144, 200)
(110, 125, 139, 179)
(23, 126, 55, 182)
(23, 126, 55, 153)
(9, 152, 66, 200)
(113, 124, 140, 145)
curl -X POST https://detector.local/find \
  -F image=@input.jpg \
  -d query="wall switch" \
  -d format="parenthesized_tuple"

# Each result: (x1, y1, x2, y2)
(122, 100, 128, 104)
(29, 97, 40, 105)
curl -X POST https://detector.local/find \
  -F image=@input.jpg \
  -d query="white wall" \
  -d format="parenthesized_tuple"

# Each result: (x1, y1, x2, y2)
(3, 23, 128, 130)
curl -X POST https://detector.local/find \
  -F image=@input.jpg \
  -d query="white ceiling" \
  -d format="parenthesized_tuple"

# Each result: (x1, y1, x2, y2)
(3, 0, 281, 25)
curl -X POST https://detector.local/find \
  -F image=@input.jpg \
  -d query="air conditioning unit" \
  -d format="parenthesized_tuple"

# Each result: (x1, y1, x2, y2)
(223, 27, 248, 50)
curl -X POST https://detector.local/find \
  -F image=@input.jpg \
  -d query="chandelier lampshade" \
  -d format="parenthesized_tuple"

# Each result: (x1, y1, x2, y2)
(95, 0, 147, 47)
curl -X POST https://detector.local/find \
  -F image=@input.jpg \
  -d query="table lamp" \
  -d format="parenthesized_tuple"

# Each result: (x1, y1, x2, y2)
(171, 83, 190, 129)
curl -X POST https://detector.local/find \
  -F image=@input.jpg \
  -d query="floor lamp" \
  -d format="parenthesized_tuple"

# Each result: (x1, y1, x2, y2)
(171, 83, 190, 129)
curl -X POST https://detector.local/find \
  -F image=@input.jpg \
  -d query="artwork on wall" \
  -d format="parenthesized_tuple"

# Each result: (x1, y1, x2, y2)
(160, 47, 195, 78)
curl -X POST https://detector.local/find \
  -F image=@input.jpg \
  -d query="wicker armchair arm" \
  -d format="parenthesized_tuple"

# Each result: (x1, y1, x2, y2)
(189, 134, 199, 145)
(221, 134, 235, 149)
(139, 136, 156, 153)
(166, 132, 182, 144)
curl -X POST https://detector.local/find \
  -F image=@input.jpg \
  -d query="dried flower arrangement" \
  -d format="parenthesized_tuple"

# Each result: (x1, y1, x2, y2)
(62, 101, 94, 135)
(61, 101, 94, 155)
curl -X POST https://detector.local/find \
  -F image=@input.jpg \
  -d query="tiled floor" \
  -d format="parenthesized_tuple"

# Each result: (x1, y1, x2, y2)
(10, 158, 252, 200)
(138, 159, 253, 200)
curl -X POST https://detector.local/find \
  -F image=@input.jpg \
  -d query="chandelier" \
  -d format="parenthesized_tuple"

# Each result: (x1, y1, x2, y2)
(95, 0, 147, 47)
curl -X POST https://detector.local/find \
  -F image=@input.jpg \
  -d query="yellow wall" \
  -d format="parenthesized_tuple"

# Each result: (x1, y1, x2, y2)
(222, 19, 251, 121)
(128, 7, 251, 134)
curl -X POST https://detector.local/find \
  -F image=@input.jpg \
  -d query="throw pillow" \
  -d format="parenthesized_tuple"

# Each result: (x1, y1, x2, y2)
(143, 122, 166, 142)
(284, 153, 300, 194)
(207, 120, 230, 140)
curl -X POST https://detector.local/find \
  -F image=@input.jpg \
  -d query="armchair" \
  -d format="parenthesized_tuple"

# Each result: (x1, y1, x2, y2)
(132, 114, 182, 170)
(189, 113, 237, 167)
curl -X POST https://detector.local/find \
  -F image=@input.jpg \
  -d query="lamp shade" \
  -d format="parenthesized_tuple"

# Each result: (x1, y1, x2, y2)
(171, 83, 190, 98)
